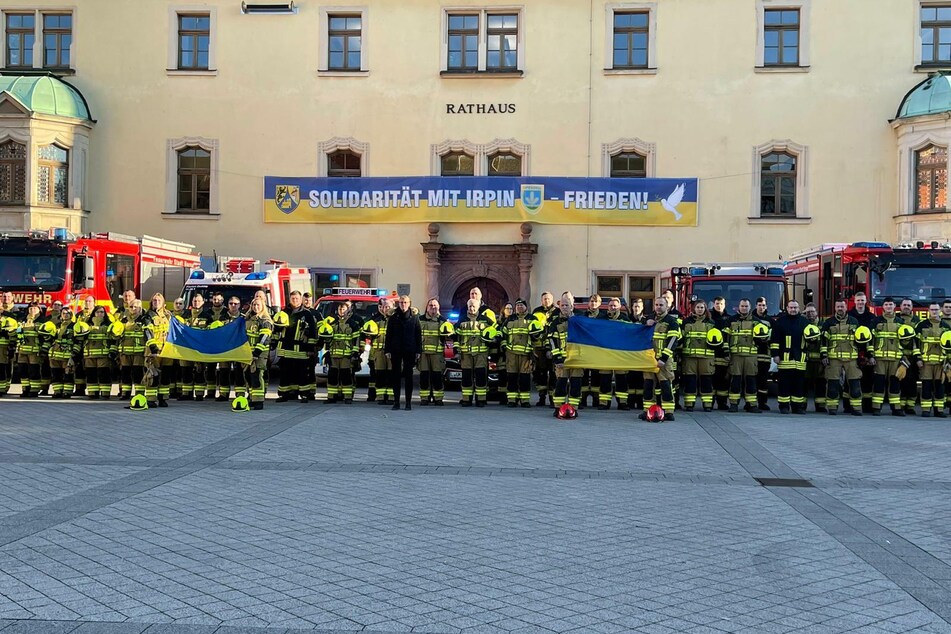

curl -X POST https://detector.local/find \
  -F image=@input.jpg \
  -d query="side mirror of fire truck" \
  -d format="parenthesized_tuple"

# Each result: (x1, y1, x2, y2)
(82, 257, 95, 289)
(803, 288, 814, 304)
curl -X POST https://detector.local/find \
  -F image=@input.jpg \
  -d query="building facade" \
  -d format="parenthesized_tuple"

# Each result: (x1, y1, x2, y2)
(0, 0, 948, 310)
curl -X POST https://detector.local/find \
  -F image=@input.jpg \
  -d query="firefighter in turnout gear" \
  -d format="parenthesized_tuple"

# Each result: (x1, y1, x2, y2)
(455, 298, 491, 407)
(80, 305, 115, 400)
(244, 297, 273, 410)
(752, 297, 773, 411)
(709, 297, 731, 410)
(580, 294, 602, 408)
(16, 303, 46, 398)
(71, 295, 97, 396)
(168, 297, 186, 398)
(143, 293, 174, 407)
(274, 291, 316, 402)
(322, 302, 361, 403)
(116, 299, 148, 400)
(0, 291, 19, 397)
(915, 303, 948, 418)
(848, 292, 877, 412)
(899, 299, 922, 414)
(725, 299, 760, 413)
(46, 307, 75, 398)
(367, 297, 394, 404)
(548, 292, 582, 411)
(418, 298, 451, 406)
(597, 297, 631, 410)
(680, 299, 717, 412)
(770, 300, 810, 414)
(802, 303, 826, 413)
(870, 298, 909, 416)
(626, 296, 648, 410)
(201, 293, 228, 399)
(502, 298, 535, 408)
(532, 291, 558, 406)
(820, 299, 862, 416)
(639, 296, 680, 421)
(177, 294, 209, 400)
(212, 297, 245, 402)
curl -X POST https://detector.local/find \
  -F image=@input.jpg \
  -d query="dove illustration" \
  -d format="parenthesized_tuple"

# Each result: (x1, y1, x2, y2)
(661, 183, 686, 221)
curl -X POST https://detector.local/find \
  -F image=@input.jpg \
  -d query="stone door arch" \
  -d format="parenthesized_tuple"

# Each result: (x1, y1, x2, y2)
(451, 277, 509, 315)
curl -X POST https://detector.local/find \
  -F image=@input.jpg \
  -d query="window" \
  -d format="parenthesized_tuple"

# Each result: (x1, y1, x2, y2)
(487, 152, 521, 176)
(442, 9, 522, 74)
(37, 144, 68, 207)
(106, 254, 135, 308)
(610, 152, 647, 178)
(440, 152, 474, 176)
(612, 12, 648, 69)
(328, 14, 361, 71)
(314, 270, 374, 293)
(177, 146, 210, 212)
(0, 140, 26, 204)
(178, 14, 210, 70)
(42, 13, 71, 68)
(447, 14, 478, 71)
(763, 9, 799, 66)
(628, 276, 655, 306)
(5, 13, 35, 68)
(595, 273, 656, 309)
(921, 6, 951, 65)
(328, 150, 361, 177)
(915, 144, 948, 212)
(760, 152, 796, 215)
(486, 14, 517, 71)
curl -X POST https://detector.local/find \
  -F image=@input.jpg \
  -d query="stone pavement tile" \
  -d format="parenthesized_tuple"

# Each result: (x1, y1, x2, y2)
(71, 623, 150, 633)
(0, 465, 146, 519)
(1, 622, 80, 633)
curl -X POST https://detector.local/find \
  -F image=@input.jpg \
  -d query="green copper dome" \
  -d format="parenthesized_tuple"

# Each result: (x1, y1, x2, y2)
(897, 73, 951, 119)
(0, 74, 91, 120)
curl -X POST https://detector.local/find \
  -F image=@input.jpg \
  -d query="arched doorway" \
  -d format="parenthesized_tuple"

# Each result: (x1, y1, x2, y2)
(451, 277, 509, 315)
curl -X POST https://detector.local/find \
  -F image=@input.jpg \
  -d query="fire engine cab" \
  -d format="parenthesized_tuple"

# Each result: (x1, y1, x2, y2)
(181, 259, 311, 312)
(661, 263, 787, 314)
(785, 241, 951, 318)
(314, 287, 394, 380)
(0, 228, 199, 311)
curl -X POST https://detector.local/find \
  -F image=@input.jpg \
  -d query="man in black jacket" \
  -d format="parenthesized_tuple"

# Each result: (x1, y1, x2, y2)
(770, 300, 810, 414)
(385, 295, 422, 410)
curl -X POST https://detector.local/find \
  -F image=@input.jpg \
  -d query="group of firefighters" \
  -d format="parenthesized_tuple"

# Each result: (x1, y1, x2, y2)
(4, 284, 951, 419)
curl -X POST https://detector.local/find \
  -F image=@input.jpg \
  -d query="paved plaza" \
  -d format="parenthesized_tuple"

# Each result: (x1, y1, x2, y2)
(0, 392, 949, 634)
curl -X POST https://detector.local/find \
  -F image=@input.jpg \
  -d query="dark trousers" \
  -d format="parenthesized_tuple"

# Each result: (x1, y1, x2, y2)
(756, 360, 771, 407)
(776, 368, 805, 410)
(390, 352, 416, 405)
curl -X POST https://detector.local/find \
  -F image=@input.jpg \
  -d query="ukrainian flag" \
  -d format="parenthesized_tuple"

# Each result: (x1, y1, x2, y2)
(160, 317, 252, 363)
(564, 316, 658, 372)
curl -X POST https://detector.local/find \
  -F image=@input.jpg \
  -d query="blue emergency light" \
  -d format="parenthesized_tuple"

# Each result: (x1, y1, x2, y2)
(245, 272, 267, 280)
(330, 274, 339, 281)
(689, 267, 708, 276)
(189, 270, 205, 279)
(448, 312, 460, 320)
(851, 242, 890, 249)
(766, 266, 784, 276)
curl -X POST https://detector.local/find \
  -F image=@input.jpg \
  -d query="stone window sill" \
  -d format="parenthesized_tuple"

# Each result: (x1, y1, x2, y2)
(162, 211, 220, 220)
(603, 67, 657, 76)
(754, 65, 810, 73)
(440, 70, 523, 78)
(317, 69, 369, 77)
(166, 69, 218, 77)
(748, 216, 811, 225)
(915, 64, 951, 73)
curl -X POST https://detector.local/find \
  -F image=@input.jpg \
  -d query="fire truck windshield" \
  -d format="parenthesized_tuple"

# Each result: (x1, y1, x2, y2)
(870, 266, 951, 304)
(315, 299, 378, 323)
(0, 254, 67, 291)
(181, 285, 271, 313)
(690, 280, 785, 313)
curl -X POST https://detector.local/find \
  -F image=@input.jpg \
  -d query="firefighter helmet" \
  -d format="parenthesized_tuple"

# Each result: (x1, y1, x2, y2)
(803, 324, 821, 341)
(439, 321, 455, 337)
(854, 326, 872, 344)
(897, 324, 916, 341)
(317, 321, 334, 339)
(554, 403, 577, 420)
(645, 404, 665, 422)
(706, 328, 724, 347)
(207, 320, 224, 329)
(752, 322, 771, 340)
(108, 321, 125, 338)
(527, 316, 546, 338)
(272, 311, 289, 328)
(0, 316, 16, 332)
(128, 394, 149, 411)
(231, 396, 250, 412)
(361, 320, 379, 338)
(482, 308, 497, 325)
(72, 321, 91, 336)
(481, 325, 502, 344)
(941, 330, 951, 352)
(40, 321, 57, 336)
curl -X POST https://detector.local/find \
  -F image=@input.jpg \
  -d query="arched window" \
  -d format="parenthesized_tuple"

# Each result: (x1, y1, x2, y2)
(487, 151, 521, 176)
(760, 151, 797, 215)
(177, 146, 211, 212)
(37, 144, 69, 207)
(610, 151, 647, 178)
(915, 144, 947, 213)
(0, 140, 27, 204)
(440, 152, 474, 176)
(328, 150, 362, 177)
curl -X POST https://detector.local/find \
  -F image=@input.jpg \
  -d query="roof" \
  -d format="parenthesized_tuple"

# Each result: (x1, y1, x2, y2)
(896, 73, 951, 119)
(0, 74, 91, 121)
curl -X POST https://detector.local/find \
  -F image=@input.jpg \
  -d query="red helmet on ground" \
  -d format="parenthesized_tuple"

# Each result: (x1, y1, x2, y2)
(646, 404, 665, 422)
(555, 403, 578, 419)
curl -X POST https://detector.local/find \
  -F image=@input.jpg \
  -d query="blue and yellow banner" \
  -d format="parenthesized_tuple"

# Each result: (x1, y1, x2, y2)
(564, 316, 658, 372)
(161, 317, 252, 363)
(264, 176, 698, 226)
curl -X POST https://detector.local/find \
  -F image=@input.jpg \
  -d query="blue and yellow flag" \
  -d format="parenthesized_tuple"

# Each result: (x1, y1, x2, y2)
(564, 316, 658, 372)
(161, 317, 252, 363)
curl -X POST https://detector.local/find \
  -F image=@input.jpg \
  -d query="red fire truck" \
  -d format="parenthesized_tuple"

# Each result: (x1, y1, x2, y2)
(180, 259, 312, 312)
(784, 241, 951, 318)
(660, 263, 787, 314)
(0, 228, 199, 311)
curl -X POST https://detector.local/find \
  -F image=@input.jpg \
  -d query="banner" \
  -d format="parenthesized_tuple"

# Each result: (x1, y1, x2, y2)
(264, 176, 698, 226)
(564, 316, 658, 372)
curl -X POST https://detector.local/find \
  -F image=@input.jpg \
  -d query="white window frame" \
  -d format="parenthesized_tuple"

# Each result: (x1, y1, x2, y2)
(750, 139, 809, 222)
(318, 6, 369, 76)
(0, 9, 77, 71)
(318, 136, 369, 176)
(431, 139, 482, 176)
(164, 136, 220, 218)
(483, 138, 530, 176)
(591, 271, 660, 305)
(440, 6, 525, 75)
(603, 3, 657, 75)
(601, 137, 656, 177)
(754, 0, 810, 72)
(0, 129, 32, 207)
(167, 5, 218, 75)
